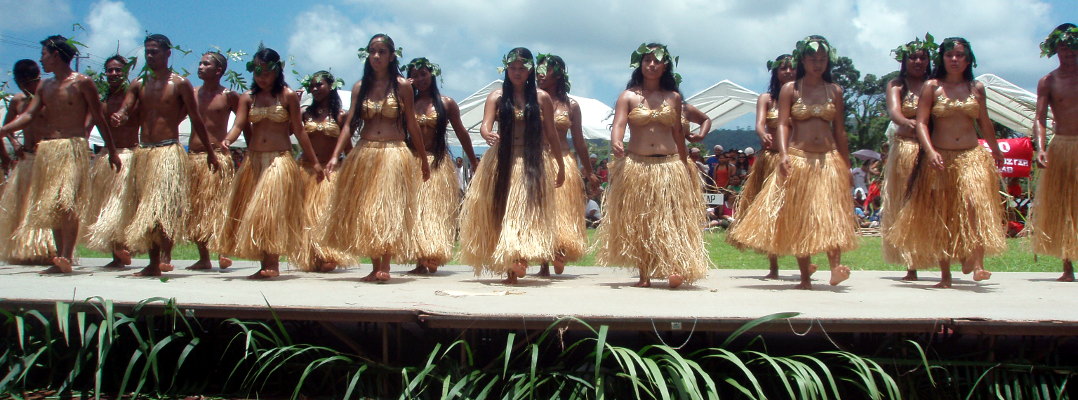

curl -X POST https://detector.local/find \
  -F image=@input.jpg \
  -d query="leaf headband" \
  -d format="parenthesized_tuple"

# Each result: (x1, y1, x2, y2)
(891, 33, 938, 63)
(402, 57, 442, 76)
(937, 38, 978, 68)
(791, 36, 837, 66)
(629, 43, 679, 70)
(300, 72, 344, 91)
(766, 55, 794, 71)
(1040, 26, 1078, 58)
(498, 51, 534, 73)
(245, 43, 283, 75)
(357, 36, 403, 61)
(536, 53, 571, 91)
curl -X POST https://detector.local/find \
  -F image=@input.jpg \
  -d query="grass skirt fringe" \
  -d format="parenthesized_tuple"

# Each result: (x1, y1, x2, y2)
(459, 144, 556, 275)
(727, 149, 778, 250)
(291, 163, 354, 271)
(593, 153, 710, 283)
(0, 154, 55, 262)
(123, 144, 189, 253)
(727, 148, 859, 257)
(548, 152, 587, 261)
(1030, 135, 1078, 260)
(219, 151, 303, 260)
(84, 148, 136, 252)
(185, 151, 234, 249)
(880, 136, 919, 265)
(888, 147, 1005, 268)
(319, 140, 419, 260)
(26, 137, 89, 229)
(411, 152, 460, 266)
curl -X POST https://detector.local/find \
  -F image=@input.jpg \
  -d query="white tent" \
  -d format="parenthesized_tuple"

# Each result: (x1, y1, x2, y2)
(597, 79, 759, 141)
(977, 73, 1053, 137)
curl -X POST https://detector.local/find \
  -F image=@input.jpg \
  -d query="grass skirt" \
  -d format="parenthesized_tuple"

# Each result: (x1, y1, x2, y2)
(1030, 135, 1078, 260)
(291, 163, 354, 271)
(727, 149, 778, 250)
(593, 153, 710, 283)
(887, 147, 1005, 267)
(0, 154, 55, 262)
(84, 148, 136, 252)
(548, 152, 587, 261)
(185, 151, 234, 249)
(123, 144, 189, 253)
(411, 153, 460, 266)
(459, 143, 556, 274)
(26, 137, 89, 229)
(219, 151, 303, 260)
(319, 140, 419, 260)
(880, 136, 919, 265)
(727, 148, 859, 257)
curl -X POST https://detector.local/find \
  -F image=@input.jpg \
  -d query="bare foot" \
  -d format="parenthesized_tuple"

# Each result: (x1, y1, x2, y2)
(763, 271, 779, 279)
(407, 264, 430, 275)
(116, 249, 132, 266)
(552, 256, 566, 275)
(808, 264, 819, 275)
(360, 270, 380, 282)
(133, 264, 162, 277)
(511, 262, 526, 278)
(901, 270, 919, 281)
(247, 268, 280, 279)
(102, 259, 126, 269)
(829, 265, 851, 286)
(425, 263, 438, 273)
(41, 257, 72, 274)
(973, 269, 992, 282)
(668, 274, 684, 289)
(632, 277, 651, 288)
(794, 281, 812, 290)
(1057, 273, 1075, 282)
(960, 259, 975, 275)
(536, 263, 551, 277)
(501, 272, 519, 285)
(218, 256, 233, 269)
(375, 270, 390, 282)
(159, 264, 175, 272)
(186, 260, 213, 270)
(933, 280, 952, 289)
(318, 262, 338, 273)
(39, 265, 70, 274)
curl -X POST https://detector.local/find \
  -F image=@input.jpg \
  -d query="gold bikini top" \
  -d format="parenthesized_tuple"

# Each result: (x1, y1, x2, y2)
(790, 83, 836, 121)
(416, 109, 438, 128)
(627, 100, 677, 127)
(361, 93, 400, 120)
(765, 106, 779, 129)
(303, 118, 340, 138)
(554, 110, 571, 131)
(249, 101, 289, 123)
(900, 92, 919, 118)
(931, 92, 978, 119)
(681, 116, 691, 133)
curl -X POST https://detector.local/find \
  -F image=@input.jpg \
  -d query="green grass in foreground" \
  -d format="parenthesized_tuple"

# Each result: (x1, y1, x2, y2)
(76, 230, 1064, 273)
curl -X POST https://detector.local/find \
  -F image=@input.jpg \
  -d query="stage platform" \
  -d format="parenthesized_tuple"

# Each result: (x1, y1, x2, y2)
(1, 259, 1076, 336)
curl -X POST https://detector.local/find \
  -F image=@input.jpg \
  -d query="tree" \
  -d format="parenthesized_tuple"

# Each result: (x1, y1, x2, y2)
(832, 56, 895, 153)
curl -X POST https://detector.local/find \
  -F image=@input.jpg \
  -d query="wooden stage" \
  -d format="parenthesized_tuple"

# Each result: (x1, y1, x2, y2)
(1, 258, 1076, 336)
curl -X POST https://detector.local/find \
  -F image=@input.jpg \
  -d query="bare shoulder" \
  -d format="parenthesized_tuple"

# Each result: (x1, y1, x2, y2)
(828, 83, 844, 96)
(486, 88, 503, 101)
(537, 89, 552, 103)
(170, 72, 192, 87)
(441, 95, 459, 109)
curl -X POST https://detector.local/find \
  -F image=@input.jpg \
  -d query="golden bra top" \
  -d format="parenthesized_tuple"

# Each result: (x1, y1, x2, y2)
(790, 84, 837, 122)
(901, 92, 920, 119)
(416, 109, 438, 128)
(627, 100, 677, 127)
(304, 118, 340, 138)
(361, 93, 400, 120)
(249, 102, 289, 123)
(931, 92, 979, 119)
(554, 110, 571, 132)
(765, 106, 779, 129)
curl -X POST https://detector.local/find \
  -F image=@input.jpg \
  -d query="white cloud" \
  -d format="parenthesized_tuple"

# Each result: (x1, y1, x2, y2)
(83, 0, 142, 67)
(0, 0, 72, 31)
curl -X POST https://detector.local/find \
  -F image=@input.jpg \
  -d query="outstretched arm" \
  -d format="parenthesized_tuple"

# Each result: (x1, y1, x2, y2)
(445, 97, 479, 166)
(327, 81, 362, 174)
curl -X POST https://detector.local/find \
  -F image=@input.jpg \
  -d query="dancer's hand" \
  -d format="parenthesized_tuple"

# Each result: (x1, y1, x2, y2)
(1036, 149, 1048, 169)
(110, 110, 128, 127)
(207, 151, 221, 172)
(926, 150, 944, 170)
(481, 131, 499, 146)
(108, 152, 122, 172)
(555, 167, 565, 188)
(759, 132, 773, 149)
(991, 151, 1005, 169)
(325, 158, 339, 175)
(469, 156, 480, 169)
(611, 141, 625, 158)
(220, 139, 232, 149)
(420, 159, 431, 181)
(312, 162, 325, 182)
(778, 154, 790, 177)
(686, 132, 704, 143)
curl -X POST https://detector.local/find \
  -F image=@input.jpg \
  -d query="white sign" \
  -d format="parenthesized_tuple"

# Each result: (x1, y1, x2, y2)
(703, 193, 724, 206)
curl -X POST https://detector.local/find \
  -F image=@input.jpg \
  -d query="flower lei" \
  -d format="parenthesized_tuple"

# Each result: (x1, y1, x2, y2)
(766, 55, 794, 71)
(300, 71, 344, 91)
(498, 51, 534, 73)
(891, 33, 937, 62)
(791, 36, 837, 66)
(1040, 26, 1078, 58)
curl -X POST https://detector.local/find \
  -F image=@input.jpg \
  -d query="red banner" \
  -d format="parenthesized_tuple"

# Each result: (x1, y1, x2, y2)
(979, 137, 1033, 178)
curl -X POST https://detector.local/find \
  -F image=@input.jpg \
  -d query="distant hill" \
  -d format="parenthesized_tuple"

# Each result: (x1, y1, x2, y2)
(699, 128, 761, 153)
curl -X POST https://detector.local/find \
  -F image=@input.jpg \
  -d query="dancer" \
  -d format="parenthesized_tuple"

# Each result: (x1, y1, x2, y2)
(322, 34, 430, 282)
(458, 47, 565, 284)
(85, 55, 139, 269)
(0, 59, 55, 264)
(0, 35, 121, 274)
(882, 34, 935, 280)
(403, 57, 479, 274)
(594, 43, 709, 288)
(727, 54, 796, 279)
(111, 34, 220, 277)
(185, 51, 238, 271)
(219, 46, 321, 279)
(1031, 23, 1078, 282)
(535, 53, 592, 276)
(727, 36, 856, 290)
(682, 103, 711, 143)
(291, 70, 353, 273)
(889, 37, 1005, 288)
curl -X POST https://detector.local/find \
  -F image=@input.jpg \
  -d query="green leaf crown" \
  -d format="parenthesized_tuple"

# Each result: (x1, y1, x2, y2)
(891, 33, 937, 63)
(300, 71, 344, 91)
(357, 35, 404, 62)
(791, 36, 837, 66)
(536, 53, 570, 91)
(938, 37, 978, 68)
(766, 55, 794, 71)
(1040, 26, 1078, 58)
(402, 57, 442, 77)
(245, 43, 283, 75)
(629, 43, 679, 71)
(498, 51, 534, 73)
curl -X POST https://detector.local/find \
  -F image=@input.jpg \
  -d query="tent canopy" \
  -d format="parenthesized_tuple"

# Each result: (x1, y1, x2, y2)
(976, 73, 1053, 137)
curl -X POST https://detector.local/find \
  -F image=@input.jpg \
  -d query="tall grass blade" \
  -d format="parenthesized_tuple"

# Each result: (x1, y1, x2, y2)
(721, 312, 800, 348)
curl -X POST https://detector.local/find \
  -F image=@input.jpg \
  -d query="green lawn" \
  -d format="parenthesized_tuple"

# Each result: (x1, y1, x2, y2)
(76, 230, 1065, 273)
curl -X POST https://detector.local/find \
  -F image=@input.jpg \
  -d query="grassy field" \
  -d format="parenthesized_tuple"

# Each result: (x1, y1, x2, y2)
(75, 230, 1065, 273)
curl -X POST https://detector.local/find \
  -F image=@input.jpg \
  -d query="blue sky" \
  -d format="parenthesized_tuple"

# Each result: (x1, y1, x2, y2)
(2, 0, 1075, 129)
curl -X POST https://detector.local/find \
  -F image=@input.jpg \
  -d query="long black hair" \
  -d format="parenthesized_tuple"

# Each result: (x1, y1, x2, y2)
(794, 35, 834, 82)
(405, 59, 449, 168)
(624, 43, 681, 94)
(894, 47, 931, 100)
(353, 33, 408, 142)
(767, 54, 793, 100)
(302, 70, 343, 127)
(492, 47, 544, 227)
(932, 37, 975, 82)
(537, 54, 570, 103)
(250, 47, 287, 96)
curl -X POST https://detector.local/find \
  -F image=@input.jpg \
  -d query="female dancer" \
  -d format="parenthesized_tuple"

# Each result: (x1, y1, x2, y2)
(535, 53, 592, 276)
(594, 43, 709, 289)
(889, 37, 1004, 288)
(219, 46, 322, 279)
(291, 70, 353, 273)
(459, 47, 565, 284)
(323, 34, 430, 282)
(727, 54, 795, 279)
(727, 36, 856, 290)
(883, 35, 935, 280)
(404, 57, 479, 274)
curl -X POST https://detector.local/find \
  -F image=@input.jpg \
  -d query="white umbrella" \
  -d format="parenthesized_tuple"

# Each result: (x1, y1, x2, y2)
(851, 149, 881, 161)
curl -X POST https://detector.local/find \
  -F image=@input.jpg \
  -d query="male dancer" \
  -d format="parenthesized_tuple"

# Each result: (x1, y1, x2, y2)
(186, 51, 237, 271)
(111, 33, 220, 276)
(1032, 23, 1078, 281)
(0, 36, 121, 273)
(85, 55, 140, 268)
